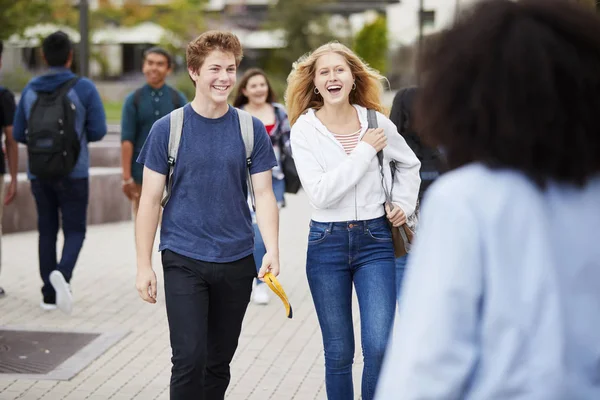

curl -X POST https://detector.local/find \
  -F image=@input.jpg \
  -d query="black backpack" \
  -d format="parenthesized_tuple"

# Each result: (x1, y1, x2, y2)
(26, 77, 81, 179)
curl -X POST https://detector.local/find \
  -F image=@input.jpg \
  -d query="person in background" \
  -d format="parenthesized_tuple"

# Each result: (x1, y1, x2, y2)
(13, 31, 107, 314)
(376, 0, 600, 398)
(287, 42, 420, 400)
(233, 68, 290, 305)
(0, 40, 19, 297)
(389, 86, 445, 299)
(120, 47, 187, 220)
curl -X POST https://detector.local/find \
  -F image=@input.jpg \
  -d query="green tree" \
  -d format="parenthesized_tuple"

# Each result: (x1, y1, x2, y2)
(0, 1, 52, 40)
(265, 0, 336, 78)
(353, 15, 388, 74)
(92, 0, 206, 41)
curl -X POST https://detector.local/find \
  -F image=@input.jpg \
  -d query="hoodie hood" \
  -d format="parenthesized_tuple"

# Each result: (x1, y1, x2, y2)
(303, 105, 368, 137)
(29, 68, 76, 92)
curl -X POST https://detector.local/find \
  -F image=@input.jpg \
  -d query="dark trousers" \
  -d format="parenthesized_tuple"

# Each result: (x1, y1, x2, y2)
(162, 250, 256, 400)
(30, 178, 89, 303)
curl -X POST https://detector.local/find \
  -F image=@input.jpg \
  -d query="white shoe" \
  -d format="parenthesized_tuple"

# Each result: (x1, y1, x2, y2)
(40, 301, 57, 311)
(252, 282, 270, 305)
(50, 271, 73, 315)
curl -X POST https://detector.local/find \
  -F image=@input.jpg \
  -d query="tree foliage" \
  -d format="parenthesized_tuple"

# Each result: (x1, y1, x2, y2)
(265, 0, 336, 77)
(353, 15, 388, 75)
(0, 0, 52, 40)
(92, 0, 206, 41)
(5, 0, 205, 43)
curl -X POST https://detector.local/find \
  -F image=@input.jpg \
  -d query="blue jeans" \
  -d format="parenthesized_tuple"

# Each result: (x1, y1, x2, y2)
(395, 254, 408, 302)
(306, 216, 396, 400)
(30, 178, 88, 303)
(253, 178, 285, 283)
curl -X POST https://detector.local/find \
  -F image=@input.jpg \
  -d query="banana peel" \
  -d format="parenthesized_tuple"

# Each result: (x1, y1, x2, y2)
(262, 272, 293, 319)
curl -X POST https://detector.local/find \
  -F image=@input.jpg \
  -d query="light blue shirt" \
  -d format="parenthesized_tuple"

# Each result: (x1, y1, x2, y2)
(376, 164, 600, 400)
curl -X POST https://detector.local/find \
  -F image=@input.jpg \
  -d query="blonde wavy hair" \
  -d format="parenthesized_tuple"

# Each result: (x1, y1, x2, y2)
(285, 42, 386, 125)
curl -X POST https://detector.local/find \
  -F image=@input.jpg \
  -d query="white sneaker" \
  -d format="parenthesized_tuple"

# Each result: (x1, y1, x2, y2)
(50, 270, 73, 315)
(40, 301, 57, 311)
(252, 282, 270, 305)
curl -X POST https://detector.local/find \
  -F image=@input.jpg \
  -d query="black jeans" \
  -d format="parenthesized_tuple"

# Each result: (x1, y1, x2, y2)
(30, 178, 88, 303)
(162, 250, 256, 400)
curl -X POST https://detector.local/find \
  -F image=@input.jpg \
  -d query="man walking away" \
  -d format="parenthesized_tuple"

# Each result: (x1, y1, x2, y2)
(0, 40, 20, 297)
(120, 47, 186, 219)
(13, 31, 107, 314)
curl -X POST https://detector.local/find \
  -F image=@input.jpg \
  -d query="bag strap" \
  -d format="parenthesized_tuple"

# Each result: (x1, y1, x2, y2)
(133, 87, 143, 113)
(169, 87, 182, 109)
(55, 77, 79, 98)
(369, 109, 395, 210)
(236, 108, 256, 210)
(161, 107, 184, 207)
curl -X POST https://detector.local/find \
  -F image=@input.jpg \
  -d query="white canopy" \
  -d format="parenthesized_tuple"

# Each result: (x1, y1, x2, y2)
(7, 22, 181, 48)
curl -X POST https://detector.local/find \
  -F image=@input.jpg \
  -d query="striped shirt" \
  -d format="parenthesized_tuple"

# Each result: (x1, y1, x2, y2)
(333, 129, 361, 154)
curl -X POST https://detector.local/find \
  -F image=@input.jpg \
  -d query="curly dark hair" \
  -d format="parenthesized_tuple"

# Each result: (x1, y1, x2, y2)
(416, 0, 600, 187)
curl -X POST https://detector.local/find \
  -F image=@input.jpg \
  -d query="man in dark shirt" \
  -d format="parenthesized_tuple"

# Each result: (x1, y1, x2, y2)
(120, 47, 186, 218)
(0, 40, 19, 297)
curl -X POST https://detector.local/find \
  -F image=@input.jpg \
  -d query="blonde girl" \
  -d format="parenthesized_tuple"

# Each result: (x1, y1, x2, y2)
(286, 42, 420, 400)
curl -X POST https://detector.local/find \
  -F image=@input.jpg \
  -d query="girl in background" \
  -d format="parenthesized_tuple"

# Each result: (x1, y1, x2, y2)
(234, 68, 291, 305)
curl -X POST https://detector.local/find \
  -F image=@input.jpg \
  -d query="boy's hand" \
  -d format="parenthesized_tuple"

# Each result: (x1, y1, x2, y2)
(258, 252, 280, 281)
(136, 265, 157, 304)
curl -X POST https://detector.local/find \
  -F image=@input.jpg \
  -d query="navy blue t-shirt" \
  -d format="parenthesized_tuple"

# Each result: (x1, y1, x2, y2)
(137, 104, 277, 263)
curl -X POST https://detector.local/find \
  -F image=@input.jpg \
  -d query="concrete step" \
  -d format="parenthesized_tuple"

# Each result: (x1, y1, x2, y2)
(2, 167, 132, 234)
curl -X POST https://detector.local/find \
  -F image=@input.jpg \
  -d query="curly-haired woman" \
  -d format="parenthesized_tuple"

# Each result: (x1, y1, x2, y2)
(377, 0, 600, 398)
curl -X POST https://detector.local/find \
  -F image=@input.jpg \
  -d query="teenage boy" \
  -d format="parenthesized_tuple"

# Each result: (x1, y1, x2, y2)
(135, 31, 280, 399)
(121, 47, 187, 218)
(13, 31, 107, 313)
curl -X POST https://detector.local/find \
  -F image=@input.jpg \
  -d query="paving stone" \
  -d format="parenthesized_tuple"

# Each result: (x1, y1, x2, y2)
(0, 193, 368, 399)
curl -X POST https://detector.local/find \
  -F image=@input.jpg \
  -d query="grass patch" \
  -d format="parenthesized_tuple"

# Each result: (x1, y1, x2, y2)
(104, 101, 123, 124)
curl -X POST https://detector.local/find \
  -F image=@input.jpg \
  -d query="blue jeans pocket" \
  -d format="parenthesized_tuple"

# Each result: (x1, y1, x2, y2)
(308, 225, 330, 245)
(366, 224, 392, 242)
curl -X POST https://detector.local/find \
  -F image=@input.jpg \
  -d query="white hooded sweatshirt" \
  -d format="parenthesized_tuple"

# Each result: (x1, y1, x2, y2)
(290, 104, 421, 222)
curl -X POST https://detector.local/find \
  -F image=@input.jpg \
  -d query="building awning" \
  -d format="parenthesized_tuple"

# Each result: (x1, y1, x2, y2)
(7, 24, 81, 47)
(7, 22, 181, 48)
(93, 22, 182, 46)
(232, 29, 286, 49)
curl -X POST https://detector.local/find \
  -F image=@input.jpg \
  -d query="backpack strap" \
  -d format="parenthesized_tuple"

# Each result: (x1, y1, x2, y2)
(236, 108, 256, 211)
(161, 107, 184, 207)
(160, 108, 254, 208)
(133, 88, 143, 111)
(169, 87, 182, 109)
(39, 77, 79, 100)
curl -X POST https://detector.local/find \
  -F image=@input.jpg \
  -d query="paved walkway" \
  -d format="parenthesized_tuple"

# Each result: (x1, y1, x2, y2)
(0, 192, 367, 399)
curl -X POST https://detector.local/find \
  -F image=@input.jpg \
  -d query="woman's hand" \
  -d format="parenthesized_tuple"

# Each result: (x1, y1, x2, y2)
(362, 128, 387, 152)
(385, 203, 406, 227)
